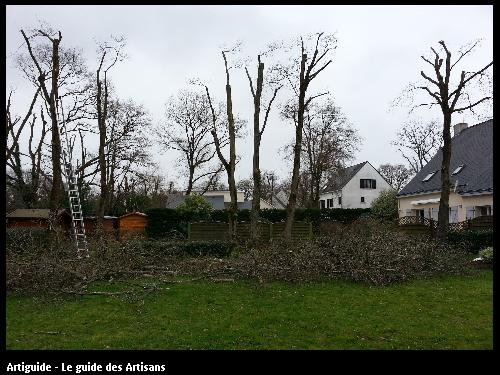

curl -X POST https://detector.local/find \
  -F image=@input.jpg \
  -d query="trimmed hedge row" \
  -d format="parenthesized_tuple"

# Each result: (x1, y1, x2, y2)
(447, 229, 493, 254)
(145, 207, 372, 239)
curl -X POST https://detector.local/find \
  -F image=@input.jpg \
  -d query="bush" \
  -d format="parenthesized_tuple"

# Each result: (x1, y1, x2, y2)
(177, 194, 212, 221)
(371, 189, 398, 220)
(478, 247, 493, 262)
(447, 229, 493, 253)
(210, 208, 371, 224)
(145, 208, 187, 239)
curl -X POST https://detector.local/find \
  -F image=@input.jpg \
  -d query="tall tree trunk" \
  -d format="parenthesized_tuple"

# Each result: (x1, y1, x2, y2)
(436, 112, 452, 241)
(186, 165, 195, 195)
(96, 69, 108, 231)
(226, 80, 237, 240)
(312, 172, 321, 208)
(48, 37, 63, 216)
(250, 60, 264, 241)
(284, 53, 307, 239)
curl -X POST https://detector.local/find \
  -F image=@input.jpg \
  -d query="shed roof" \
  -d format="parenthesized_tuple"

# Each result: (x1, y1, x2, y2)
(118, 211, 148, 219)
(6, 208, 69, 219)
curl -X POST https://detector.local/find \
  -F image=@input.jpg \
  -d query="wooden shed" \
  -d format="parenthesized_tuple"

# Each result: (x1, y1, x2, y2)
(117, 211, 148, 240)
(83, 216, 118, 237)
(6, 208, 72, 232)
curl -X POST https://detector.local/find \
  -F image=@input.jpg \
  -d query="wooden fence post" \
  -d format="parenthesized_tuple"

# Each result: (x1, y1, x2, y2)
(269, 222, 274, 242)
(187, 222, 191, 240)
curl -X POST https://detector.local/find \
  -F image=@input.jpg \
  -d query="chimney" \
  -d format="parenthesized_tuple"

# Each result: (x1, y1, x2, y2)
(453, 122, 468, 137)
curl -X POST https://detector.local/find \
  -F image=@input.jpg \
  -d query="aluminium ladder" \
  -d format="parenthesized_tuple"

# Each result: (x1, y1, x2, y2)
(57, 98, 89, 258)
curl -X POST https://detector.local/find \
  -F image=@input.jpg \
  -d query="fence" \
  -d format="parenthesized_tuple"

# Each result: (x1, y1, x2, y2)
(187, 221, 313, 241)
(397, 215, 493, 235)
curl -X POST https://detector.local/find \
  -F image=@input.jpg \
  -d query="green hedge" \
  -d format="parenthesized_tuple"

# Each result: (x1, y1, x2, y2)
(210, 208, 371, 224)
(447, 229, 493, 254)
(146, 207, 371, 239)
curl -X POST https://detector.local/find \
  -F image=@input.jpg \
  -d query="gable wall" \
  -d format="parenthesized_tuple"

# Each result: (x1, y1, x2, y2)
(340, 163, 393, 208)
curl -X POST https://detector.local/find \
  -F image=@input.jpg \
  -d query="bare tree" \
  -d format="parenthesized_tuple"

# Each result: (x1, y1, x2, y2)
(286, 97, 360, 208)
(378, 164, 412, 192)
(245, 55, 281, 240)
(157, 89, 222, 195)
(236, 178, 253, 201)
(274, 32, 336, 239)
(203, 47, 246, 239)
(397, 39, 492, 240)
(6, 90, 48, 208)
(104, 99, 152, 214)
(391, 119, 442, 174)
(262, 170, 279, 204)
(95, 36, 126, 229)
(20, 27, 64, 216)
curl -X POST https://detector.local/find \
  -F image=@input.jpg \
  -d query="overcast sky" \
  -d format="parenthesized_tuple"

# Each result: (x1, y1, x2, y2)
(6, 5, 493, 188)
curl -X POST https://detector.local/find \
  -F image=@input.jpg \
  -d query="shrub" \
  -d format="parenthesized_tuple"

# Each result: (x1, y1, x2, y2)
(145, 208, 186, 239)
(177, 194, 212, 221)
(478, 247, 493, 262)
(447, 229, 493, 253)
(210, 208, 371, 225)
(371, 189, 398, 220)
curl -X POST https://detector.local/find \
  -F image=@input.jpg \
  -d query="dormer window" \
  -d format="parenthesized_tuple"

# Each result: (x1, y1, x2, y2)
(452, 164, 465, 175)
(422, 171, 437, 182)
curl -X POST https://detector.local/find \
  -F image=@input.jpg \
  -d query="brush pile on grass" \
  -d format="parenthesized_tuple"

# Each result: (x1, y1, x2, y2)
(6, 220, 471, 293)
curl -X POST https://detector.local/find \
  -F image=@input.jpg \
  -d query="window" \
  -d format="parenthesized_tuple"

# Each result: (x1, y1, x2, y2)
(320, 200, 326, 209)
(452, 164, 465, 175)
(327, 198, 333, 208)
(360, 179, 376, 189)
(361, 196, 365, 203)
(338, 197, 342, 205)
(422, 171, 437, 182)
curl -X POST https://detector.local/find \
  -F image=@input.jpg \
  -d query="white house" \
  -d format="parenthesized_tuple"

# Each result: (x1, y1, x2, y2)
(319, 161, 393, 209)
(397, 120, 493, 222)
(166, 190, 276, 210)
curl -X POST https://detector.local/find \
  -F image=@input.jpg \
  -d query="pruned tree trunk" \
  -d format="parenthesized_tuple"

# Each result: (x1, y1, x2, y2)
(250, 59, 264, 241)
(283, 33, 333, 239)
(225, 67, 238, 240)
(96, 59, 109, 232)
(203, 51, 238, 240)
(20, 29, 63, 219)
(246, 56, 281, 241)
(411, 40, 492, 241)
(436, 113, 452, 241)
(284, 52, 307, 239)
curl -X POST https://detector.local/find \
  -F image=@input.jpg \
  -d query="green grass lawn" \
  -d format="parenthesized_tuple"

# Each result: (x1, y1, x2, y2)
(6, 271, 492, 350)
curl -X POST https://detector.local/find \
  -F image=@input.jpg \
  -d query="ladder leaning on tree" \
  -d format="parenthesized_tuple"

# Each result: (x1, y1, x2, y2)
(57, 97, 89, 258)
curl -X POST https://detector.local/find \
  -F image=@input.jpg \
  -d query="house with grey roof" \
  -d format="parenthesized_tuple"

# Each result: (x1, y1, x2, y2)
(166, 190, 276, 210)
(397, 119, 493, 222)
(319, 161, 393, 209)
(269, 190, 289, 209)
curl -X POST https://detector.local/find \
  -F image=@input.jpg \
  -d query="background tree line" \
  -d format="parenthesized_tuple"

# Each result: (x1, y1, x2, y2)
(7, 24, 492, 241)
